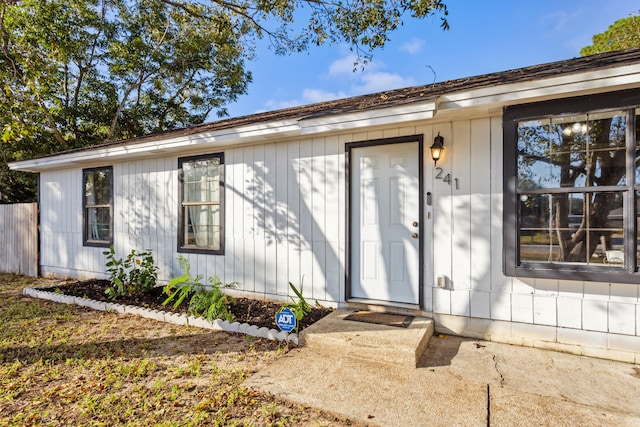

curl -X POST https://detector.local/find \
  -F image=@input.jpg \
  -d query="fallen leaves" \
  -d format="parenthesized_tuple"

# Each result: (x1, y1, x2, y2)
(0, 274, 355, 426)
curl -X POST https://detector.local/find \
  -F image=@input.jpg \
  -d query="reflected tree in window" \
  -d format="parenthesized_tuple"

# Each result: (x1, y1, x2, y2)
(517, 111, 629, 264)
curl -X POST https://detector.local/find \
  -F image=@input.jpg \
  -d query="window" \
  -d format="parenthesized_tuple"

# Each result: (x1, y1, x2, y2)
(178, 153, 224, 254)
(83, 166, 113, 246)
(504, 89, 640, 283)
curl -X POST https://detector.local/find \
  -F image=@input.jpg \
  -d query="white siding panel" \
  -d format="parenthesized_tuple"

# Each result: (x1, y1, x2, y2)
(287, 140, 301, 242)
(489, 116, 512, 295)
(557, 296, 582, 329)
(244, 238, 255, 292)
(511, 293, 533, 323)
(299, 138, 313, 245)
(254, 240, 266, 294)
(451, 289, 470, 316)
(288, 241, 301, 295)
(470, 118, 492, 293)
(276, 240, 289, 298)
(243, 146, 254, 239)
(470, 291, 491, 319)
(451, 120, 471, 291)
(433, 123, 453, 314)
(312, 137, 326, 243)
(312, 240, 326, 301)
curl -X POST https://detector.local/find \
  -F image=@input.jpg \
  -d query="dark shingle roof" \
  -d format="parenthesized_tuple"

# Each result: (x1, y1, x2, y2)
(34, 48, 640, 155)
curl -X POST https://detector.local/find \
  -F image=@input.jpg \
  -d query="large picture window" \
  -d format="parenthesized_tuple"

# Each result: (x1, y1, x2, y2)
(83, 166, 113, 247)
(504, 89, 640, 283)
(178, 153, 224, 254)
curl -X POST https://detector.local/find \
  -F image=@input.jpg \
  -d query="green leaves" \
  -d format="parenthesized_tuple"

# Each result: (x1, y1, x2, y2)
(581, 15, 640, 56)
(277, 279, 312, 333)
(162, 256, 238, 321)
(1, 0, 449, 202)
(103, 246, 159, 299)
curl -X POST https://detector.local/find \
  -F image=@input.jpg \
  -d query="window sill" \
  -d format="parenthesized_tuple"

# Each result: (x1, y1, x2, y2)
(509, 264, 639, 284)
(178, 246, 224, 256)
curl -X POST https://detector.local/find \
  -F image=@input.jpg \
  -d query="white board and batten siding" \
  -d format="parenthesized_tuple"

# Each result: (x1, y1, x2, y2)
(37, 117, 639, 360)
(427, 116, 639, 361)
(39, 135, 347, 306)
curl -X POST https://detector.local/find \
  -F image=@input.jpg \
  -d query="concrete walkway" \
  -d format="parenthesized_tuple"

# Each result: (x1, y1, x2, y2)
(245, 310, 640, 426)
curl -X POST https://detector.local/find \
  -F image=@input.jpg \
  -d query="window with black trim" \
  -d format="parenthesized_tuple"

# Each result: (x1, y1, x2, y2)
(504, 89, 640, 283)
(83, 166, 113, 246)
(179, 153, 224, 254)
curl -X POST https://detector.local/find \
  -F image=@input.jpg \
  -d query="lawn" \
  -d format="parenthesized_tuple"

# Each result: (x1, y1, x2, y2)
(0, 274, 355, 426)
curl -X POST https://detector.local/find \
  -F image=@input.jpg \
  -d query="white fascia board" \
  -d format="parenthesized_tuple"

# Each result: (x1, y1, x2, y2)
(298, 100, 438, 134)
(438, 64, 640, 111)
(9, 119, 301, 172)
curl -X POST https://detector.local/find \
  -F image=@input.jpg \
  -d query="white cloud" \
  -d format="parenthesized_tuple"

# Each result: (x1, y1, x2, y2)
(261, 88, 347, 112)
(328, 54, 360, 76)
(258, 52, 416, 113)
(399, 38, 425, 55)
(302, 88, 347, 103)
(263, 98, 302, 111)
(354, 71, 416, 94)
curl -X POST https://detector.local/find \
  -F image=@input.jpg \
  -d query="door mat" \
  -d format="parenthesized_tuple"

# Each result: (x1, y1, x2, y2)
(344, 311, 414, 328)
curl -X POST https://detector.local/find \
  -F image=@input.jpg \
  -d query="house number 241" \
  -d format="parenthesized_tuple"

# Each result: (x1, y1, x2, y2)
(435, 167, 459, 190)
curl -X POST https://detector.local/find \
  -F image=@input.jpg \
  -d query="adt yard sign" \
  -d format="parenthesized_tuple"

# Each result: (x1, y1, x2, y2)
(275, 307, 297, 332)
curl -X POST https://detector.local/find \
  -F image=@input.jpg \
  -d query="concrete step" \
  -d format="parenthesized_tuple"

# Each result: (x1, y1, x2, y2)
(299, 309, 434, 368)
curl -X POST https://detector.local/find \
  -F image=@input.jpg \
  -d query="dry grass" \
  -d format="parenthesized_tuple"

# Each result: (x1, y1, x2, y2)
(0, 274, 356, 426)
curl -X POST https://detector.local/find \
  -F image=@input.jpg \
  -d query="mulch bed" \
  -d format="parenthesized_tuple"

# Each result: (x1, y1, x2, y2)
(49, 279, 333, 331)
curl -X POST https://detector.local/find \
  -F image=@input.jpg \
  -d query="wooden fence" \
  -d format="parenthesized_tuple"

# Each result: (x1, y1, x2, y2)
(0, 203, 38, 277)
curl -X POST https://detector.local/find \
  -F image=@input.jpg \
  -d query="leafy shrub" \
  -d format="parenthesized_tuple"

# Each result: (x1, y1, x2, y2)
(103, 246, 158, 299)
(161, 256, 204, 309)
(163, 256, 238, 321)
(277, 279, 312, 333)
(189, 276, 237, 322)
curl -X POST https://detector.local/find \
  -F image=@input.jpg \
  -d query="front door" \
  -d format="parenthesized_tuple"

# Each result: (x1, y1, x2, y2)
(349, 139, 422, 305)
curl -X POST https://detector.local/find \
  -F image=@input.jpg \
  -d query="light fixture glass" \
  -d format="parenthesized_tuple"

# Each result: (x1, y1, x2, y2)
(430, 133, 444, 165)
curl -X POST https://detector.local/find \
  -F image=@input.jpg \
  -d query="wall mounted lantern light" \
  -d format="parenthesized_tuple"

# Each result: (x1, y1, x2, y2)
(430, 133, 444, 165)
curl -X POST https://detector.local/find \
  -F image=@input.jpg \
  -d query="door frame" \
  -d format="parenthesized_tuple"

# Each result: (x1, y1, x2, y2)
(345, 134, 425, 309)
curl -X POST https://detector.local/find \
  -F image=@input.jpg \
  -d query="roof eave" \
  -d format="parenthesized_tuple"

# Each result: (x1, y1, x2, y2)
(9, 99, 440, 172)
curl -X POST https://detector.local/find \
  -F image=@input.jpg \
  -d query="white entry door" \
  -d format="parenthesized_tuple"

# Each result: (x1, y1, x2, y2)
(350, 141, 421, 305)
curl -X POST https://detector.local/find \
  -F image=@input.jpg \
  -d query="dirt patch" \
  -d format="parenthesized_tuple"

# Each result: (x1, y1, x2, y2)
(46, 279, 333, 331)
(1, 274, 361, 426)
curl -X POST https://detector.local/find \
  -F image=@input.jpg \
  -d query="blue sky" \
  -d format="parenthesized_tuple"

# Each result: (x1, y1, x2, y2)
(224, 0, 638, 119)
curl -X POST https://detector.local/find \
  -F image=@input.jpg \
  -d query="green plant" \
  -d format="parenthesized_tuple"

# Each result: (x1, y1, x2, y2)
(189, 276, 237, 322)
(162, 256, 204, 309)
(103, 246, 158, 299)
(163, 256, 238, 321)
(277, 279, 312, 333)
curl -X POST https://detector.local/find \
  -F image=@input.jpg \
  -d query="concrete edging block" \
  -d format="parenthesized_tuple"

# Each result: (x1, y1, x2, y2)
(245, 325, 260, 337)
(164, 312, 189, 326)
(23, 287, 299, 344)
(238, 323, 250, 334)
(188, 316, 213, 329)
(124, 305, 144, 316)
(226, 322, 241, 333)
(104, 302, 126, 314)
(139, 308, 166, 323)
(211, 319, 225, 330)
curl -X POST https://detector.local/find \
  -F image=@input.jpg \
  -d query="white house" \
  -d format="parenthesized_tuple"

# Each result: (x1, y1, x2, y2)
(10, 48, 640, 363)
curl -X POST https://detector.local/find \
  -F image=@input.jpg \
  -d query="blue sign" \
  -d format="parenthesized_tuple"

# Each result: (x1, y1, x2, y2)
(275, 307, 297, 332)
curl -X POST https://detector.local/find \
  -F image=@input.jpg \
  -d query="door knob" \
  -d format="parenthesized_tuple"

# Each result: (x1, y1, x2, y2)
(411, 233, 418, 239)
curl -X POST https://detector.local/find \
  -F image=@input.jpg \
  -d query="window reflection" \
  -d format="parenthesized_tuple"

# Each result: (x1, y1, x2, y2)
(519, 192, 625, 266)
(518, 111, 627, 190)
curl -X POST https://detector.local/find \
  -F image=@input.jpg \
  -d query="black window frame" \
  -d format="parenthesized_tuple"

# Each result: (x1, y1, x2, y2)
(503, 88, 640, 284)
(83, 166, 113, 247)
(178, 153, 225, 255)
